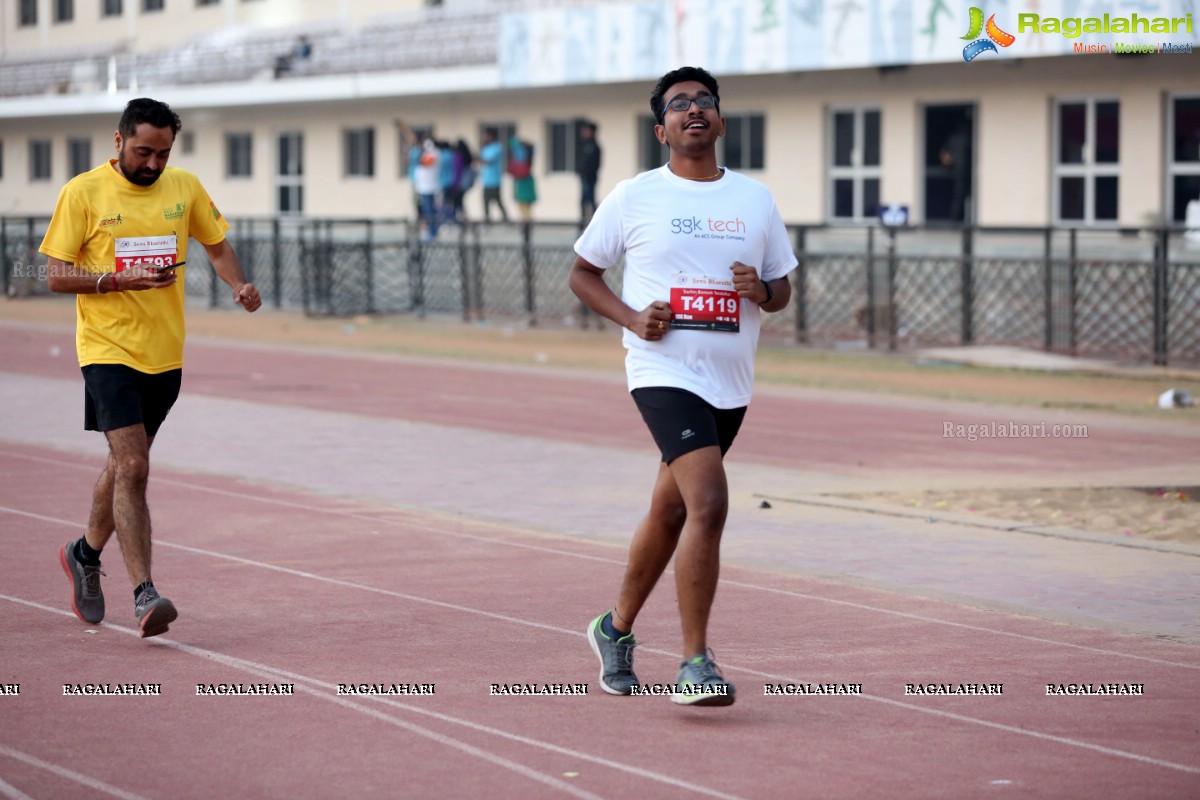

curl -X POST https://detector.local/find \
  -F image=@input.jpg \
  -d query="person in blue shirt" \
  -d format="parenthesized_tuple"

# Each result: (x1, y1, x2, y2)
(479, 128, 508, 224)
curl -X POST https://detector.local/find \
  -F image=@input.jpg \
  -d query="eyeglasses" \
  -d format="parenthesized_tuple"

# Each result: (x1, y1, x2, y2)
(663, 94, 718, 114)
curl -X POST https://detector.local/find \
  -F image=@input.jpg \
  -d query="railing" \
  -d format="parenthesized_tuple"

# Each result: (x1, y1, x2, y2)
(4, 216, 1199, 367)
(0, 7, 499, 98)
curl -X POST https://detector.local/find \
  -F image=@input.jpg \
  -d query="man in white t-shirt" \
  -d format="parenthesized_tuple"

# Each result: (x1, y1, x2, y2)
(570, 66, 797, 706)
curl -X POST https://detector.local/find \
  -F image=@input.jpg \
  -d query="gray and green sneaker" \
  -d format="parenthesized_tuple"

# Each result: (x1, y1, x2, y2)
(672, 650, 736, 707)
(134, 586, 178, 639)
(587, 612, 639, 695)
(60, 539, 105, 624)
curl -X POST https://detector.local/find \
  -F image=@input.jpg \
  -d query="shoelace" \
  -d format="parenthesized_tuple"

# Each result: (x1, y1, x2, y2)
(80, 566, 105, 599)
(689, 650, 726, 684)
(613, 638, 637, 671)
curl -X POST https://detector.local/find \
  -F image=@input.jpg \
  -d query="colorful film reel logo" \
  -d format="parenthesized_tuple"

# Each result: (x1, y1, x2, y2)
(961, 7, 1015, 61)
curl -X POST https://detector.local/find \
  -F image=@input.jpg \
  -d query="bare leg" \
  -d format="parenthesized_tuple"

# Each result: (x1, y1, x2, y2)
(613, 463, 688, 628)
(665, 446, 728, 659)
(86, 432, 157, 559)
(84, 453, 116, 554)
(614, 445, 728, 659)
(102, 425, 155, 588)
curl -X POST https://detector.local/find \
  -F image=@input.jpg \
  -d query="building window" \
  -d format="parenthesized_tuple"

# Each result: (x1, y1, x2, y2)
(143, 0, 164, 11)
(277, 131, 304, 215)
(67, 137, 91, 177)
(546, 119, 592, 174)
(722, 113, 765, 171)
(1168, 95, 1200, 224)
(1054, 99, 1119, 225)
(638, 114, 670, 172)
(226, 132, 252, 178)
(19, 0, 37, 26)
(54, 0, 73, 23)
(828, 108, 882, 222)
(30, 140, 52, 181)
(103, 0, 123, 16)
(344, 128, 375, 178)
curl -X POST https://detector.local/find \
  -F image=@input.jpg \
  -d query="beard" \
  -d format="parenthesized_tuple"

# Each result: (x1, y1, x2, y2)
(117, 150, 162, 186)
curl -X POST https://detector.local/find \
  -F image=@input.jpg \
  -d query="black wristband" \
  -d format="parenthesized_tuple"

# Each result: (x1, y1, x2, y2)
(760, 278, 773, 305)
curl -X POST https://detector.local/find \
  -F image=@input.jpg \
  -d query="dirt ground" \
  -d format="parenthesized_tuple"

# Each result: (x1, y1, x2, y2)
(5, 297, 1199, 544)
(829, 486, 1197, 544)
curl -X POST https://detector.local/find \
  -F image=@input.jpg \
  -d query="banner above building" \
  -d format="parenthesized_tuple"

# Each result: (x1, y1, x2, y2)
(498, 0, 1197, 86)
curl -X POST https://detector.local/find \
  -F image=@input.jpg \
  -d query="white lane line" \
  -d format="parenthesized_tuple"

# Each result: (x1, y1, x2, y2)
(1, 483, 1196, 672)
(0, 775, 35, 800)
(0, 595, 745, 800)
(0, 744, 150, 800)
(7, 517, 1200, 783)
(717, 578, 1200, 671)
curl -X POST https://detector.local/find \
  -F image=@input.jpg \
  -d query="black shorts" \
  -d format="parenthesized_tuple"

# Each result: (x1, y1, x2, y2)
(82, 364, 182, 437)
(631, 387, 747, 464)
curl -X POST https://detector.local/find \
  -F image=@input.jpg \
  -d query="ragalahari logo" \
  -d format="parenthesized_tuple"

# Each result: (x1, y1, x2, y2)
(961, 7, 1016, 61)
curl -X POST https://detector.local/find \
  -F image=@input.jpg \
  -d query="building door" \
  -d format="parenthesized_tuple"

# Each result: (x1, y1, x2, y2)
(924, 104, 974, 225)
(276, 131, 303, 216)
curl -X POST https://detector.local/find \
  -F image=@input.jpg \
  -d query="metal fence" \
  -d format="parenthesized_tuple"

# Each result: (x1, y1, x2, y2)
(5, 216, 1199, 366)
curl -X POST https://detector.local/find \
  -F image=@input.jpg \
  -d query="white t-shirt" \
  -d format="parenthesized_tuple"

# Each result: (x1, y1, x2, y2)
(414, 142, 441, 195)
(574, 165, 797, 409)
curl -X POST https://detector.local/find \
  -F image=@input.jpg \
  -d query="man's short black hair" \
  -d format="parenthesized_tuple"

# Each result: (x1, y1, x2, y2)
(118, 98, 182, 139)
(650, 66, 720, 125)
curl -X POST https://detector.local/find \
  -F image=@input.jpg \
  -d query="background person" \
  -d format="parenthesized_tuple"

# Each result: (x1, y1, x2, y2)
(508, 136, 537, 223)
(479, 128, 508, 225)
(414, 137, 442, 242)
(577, 121, 602, 230)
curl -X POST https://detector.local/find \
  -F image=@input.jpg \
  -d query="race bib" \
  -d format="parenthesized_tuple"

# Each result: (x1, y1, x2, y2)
(113, 235, 178, 272)
(669, 285, 740, 333)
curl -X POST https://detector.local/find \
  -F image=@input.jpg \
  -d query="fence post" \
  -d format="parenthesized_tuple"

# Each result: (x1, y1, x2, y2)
(458, 224, 471, 322)
(866, 226, 876, 349)
(1, 219, 9, 298)
(1042, 227, 1052, 351)
(365, 219, 376, 315)
(1153, 227, 1169, 366)
(209, 218, 221, 307)
(471, 224, 484, 322)
(793, 226, 807, 344)
(271, 218, 282, 309)
(1068, 228, 1078, 355)
(960, 225, 974, 345)
(410, 220, 425, 319)
(522, 222, 536, 325)
(299, 220, 311, 314)
(887, 226, 898, 351)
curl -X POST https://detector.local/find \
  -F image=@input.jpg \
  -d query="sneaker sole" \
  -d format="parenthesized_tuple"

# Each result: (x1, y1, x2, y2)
(138, 599, 178, 639)
(587, 617, 633, 696)
(671, 690, 736, 708)
(59, 543, 103, 624)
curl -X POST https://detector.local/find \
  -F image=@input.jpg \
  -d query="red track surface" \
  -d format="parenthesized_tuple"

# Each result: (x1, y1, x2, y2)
(2, 320, 1198, 799)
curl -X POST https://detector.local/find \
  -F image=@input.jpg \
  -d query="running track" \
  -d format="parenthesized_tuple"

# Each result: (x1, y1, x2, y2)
(1, 317, 1198, 799)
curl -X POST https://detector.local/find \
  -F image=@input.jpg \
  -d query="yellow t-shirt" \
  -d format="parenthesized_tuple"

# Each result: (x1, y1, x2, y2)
(39, 160, 230, 373)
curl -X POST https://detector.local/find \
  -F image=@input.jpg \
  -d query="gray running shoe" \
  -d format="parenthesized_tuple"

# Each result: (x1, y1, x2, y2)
(672, 650, 736, 707)
(60, 540, 105, 624)
(587, 612, 639, 695)
(134, 587, 178, 639)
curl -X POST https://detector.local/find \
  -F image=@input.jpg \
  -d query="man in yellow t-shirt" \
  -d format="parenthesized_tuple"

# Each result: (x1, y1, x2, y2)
(40, 97, 262, 639)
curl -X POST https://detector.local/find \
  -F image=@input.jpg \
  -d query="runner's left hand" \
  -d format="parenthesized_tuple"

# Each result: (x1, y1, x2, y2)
(730, 262, 768, 303)
(235, 282, 262, 312)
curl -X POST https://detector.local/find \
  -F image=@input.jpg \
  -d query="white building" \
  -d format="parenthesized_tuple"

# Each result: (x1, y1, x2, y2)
(0, 0, 1197, 228)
